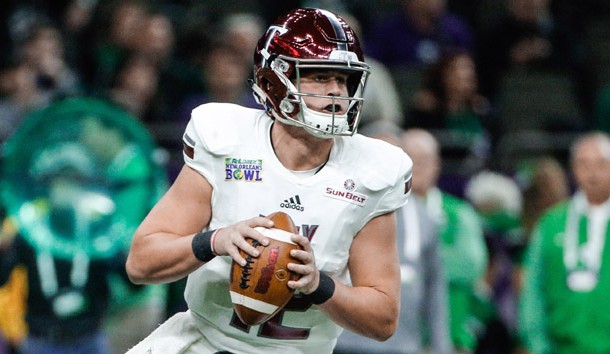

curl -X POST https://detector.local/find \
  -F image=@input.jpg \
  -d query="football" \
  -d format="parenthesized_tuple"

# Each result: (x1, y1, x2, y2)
(229, 211, 301, 326)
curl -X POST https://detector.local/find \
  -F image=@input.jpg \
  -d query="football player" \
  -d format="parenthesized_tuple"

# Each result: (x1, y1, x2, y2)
(126, 8, 412, 354)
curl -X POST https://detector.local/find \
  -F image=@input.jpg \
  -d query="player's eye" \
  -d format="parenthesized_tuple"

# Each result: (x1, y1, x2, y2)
(312, 74, 331, 82)
(315, 74, 347, 85)
(334, 75, 348, 85)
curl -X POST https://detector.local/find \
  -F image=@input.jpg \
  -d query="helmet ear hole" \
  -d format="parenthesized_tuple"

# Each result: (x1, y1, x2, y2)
(258, 69, 277, 94)
(262, 79, 272, 93)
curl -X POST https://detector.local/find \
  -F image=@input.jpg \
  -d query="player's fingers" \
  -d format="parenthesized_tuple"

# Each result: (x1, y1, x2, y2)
(235, 225, 268, 248)
(290, 234, 312, 252)
(246, 216, 274, 229)
(287, 270, 316, 290)
(287, 261, 312, 275)
(214, 225, 260, 256)
(227, 247, 247, 266)
(287, 279, 303, 290)
(289, 248, 311, 265)
(235, 237, 261, 258)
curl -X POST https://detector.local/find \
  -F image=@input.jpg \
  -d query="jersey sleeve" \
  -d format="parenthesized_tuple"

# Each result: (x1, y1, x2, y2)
(182, 103, 253, 187)
(373, 149, 413, 216)
(182, 103, 238, 187)
(352, 137, 413, 228)
(182, 110, 215, 186)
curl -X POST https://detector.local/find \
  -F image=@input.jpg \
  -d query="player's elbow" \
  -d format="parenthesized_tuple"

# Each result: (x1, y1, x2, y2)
(125, 254, 149, 284)
(374, 313, 399, 341)
(366, 303, 399, 341)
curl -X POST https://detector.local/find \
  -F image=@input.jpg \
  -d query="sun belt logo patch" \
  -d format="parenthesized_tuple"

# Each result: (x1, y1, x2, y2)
(225, 157, 263, 181)
(324, 179, 367, 206)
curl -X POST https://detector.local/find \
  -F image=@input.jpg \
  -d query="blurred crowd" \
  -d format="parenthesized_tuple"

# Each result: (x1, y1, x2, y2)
(1, 0, 610, 353)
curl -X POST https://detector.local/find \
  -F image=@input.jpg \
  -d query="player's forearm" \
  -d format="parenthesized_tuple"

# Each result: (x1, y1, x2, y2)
(319, 282, 399, 341)
(126, 232, 202, 284)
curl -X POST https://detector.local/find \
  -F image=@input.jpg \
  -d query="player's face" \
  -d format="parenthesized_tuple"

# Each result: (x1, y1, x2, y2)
(297, 70, 350, 115)
(572, 138, 610, 205)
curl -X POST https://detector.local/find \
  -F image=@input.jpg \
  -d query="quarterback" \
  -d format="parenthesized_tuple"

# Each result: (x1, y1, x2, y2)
(126, 8, 412, 354)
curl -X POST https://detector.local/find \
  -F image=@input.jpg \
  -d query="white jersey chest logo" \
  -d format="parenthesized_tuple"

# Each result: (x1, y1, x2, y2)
(324, 185, 367, 206)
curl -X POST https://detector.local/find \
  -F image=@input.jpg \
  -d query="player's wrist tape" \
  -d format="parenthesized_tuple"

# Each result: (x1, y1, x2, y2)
(192, 229, 218, 262)
(308, 271, 335, 305)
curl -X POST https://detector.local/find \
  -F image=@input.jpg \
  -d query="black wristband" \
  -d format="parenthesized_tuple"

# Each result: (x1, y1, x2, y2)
(192, 230, 216, 263)
(308, 271, 335, 305)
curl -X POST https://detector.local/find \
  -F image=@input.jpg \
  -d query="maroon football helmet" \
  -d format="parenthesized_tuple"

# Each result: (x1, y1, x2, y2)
(251, 8, 370, 138)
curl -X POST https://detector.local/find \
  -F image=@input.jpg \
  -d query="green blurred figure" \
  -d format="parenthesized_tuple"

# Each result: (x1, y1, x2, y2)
(403, 128, 489, 353)
(0, 98, 167, 354)
(519, 132, 610, 354)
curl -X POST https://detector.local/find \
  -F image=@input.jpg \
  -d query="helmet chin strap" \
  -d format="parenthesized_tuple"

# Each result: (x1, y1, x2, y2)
(296, 103, 348, 139)
(274, 93, 349, 139)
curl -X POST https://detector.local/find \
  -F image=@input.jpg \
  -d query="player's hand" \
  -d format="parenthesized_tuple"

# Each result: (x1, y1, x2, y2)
(212, 216, 273, 266)
(286, 234, 320, 294)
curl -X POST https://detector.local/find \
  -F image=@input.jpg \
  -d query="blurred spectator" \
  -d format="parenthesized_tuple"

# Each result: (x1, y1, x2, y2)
(18, 20, 82, 98)
(465, 171, 525, 353)
(134, 12, 175, 67)
(0, 55, 55, 143)
(341, 12, 404, 132)
(403, 128, 489, 353)
(364, 0, 474, 68)
(407, 50, 495, 173)
(80, 0, 148, 91)
(517, 156, 570, 238)
(476, 0, 593, 114)
(133, 10, 203, 116)
(63, 0, 96, 35)
(61, 0, 100, 80)
(100, 54, 163, 123)
(176, 41, 258, 124)
(335, 124, 452, 354)
(509, 156, 569, 352)
(519, 132, 610, 354)
(220, 12, 266, 70)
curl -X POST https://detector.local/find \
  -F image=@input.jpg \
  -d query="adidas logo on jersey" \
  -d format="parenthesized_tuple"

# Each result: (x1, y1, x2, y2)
(280, 195, 304, 211)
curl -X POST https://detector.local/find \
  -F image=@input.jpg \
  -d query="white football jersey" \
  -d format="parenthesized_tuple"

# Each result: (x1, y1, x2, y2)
(182, 103, 412, 354)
